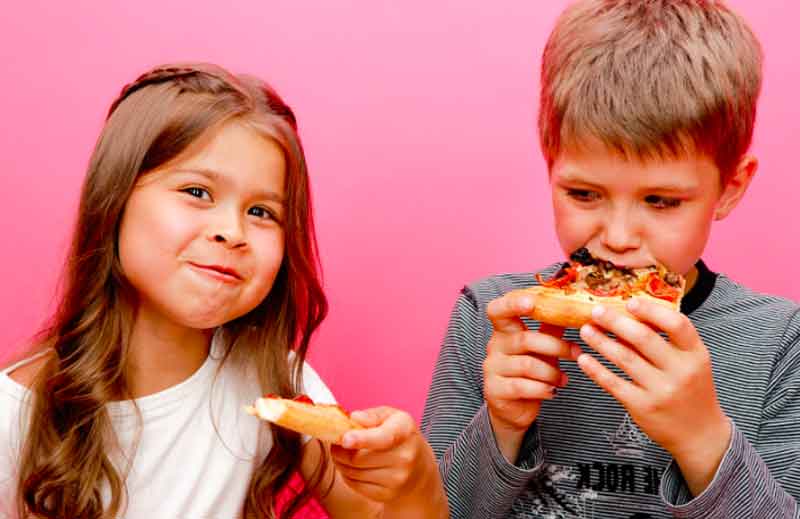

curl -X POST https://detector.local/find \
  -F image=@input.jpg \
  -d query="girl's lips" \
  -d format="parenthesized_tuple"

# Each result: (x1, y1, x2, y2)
(188, 262, 243, 283)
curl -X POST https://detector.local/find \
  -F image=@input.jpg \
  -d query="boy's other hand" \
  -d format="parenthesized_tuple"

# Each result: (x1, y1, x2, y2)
(332, 407, 447, 515)
(576, 297, 732, 496)
(483, 292, 575, 463)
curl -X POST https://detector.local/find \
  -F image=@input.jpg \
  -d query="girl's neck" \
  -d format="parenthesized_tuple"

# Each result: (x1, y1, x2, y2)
(125, 303, 213, 399)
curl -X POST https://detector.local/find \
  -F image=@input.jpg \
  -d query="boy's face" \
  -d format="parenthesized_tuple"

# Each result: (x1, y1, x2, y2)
(549, 144, 754, 285)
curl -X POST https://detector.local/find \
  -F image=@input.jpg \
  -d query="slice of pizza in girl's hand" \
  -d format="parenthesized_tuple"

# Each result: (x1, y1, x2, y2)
(245, 394, 363, 445)
(510, 247, 686, 329)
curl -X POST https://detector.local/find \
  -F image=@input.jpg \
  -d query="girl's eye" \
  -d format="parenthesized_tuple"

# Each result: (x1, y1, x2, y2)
(645, 195, 682, 209)
(248, 206, 275, 221)
(183, 187, 211, 200)
(566, 189, 601, 202)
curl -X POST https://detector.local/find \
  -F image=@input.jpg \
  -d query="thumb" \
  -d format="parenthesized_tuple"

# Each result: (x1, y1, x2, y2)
(350, 406, 395, 428)
(487, 291, 534, 334)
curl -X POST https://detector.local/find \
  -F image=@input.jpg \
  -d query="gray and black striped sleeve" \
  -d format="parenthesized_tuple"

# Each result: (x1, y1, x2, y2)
(421, 289, 545, 519)
(660, 310, 800, 518)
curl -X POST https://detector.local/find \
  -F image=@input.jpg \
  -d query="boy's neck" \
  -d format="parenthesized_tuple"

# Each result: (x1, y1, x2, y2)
(124, 303, 213, 399)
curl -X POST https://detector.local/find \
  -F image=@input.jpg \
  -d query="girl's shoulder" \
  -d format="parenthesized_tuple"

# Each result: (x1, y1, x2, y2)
(2, 350, 51, 390)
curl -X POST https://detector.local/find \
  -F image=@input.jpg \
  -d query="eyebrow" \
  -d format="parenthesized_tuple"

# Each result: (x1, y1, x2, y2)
(173, 168, 285, 204)
(554, 171, 699, 193)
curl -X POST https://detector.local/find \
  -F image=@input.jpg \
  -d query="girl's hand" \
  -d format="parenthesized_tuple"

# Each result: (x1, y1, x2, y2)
(576, 298, 731, 496)
(330, 407, 448, 517)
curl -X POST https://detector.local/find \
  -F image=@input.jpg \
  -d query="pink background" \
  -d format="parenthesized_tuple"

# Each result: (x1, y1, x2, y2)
(1, 1, 798, 420)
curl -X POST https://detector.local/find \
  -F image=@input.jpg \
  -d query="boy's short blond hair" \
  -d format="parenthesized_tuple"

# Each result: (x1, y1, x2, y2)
(539, 0, 762, 181)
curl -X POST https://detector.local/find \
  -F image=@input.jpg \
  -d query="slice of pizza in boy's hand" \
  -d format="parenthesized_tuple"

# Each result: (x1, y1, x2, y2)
(245, 394, 364, 445)
(511, 247, 686, 329)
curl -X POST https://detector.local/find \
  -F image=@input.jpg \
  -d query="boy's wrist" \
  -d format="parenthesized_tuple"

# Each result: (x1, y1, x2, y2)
(488, 412, 529, 464)
(671, 414, 732, 497)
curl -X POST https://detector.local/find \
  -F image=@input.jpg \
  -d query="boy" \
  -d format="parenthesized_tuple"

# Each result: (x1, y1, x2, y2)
(422, 1, 800, 518)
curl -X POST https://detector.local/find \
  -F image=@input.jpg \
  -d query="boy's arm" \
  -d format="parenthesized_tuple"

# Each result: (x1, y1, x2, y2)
(660, 310, 800, 518)
(421, 288, 545, 519)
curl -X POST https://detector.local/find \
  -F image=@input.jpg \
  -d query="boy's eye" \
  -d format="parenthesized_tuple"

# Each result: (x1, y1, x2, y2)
(183, 187, 211, 200)
(566, 189, 600, 202)
(645, 195, 682, 209)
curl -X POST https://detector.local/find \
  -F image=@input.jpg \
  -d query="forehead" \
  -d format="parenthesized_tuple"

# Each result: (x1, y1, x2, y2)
(184, 122, 285, 173)
(550, 141, 721, 190)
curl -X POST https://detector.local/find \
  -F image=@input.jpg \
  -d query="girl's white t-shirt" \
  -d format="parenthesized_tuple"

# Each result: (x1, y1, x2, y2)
(0, 341, 336, 519)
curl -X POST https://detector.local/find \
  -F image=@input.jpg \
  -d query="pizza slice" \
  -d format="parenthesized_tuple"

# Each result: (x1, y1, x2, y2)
(245, 394, 363, 445)
(510, 247, 686, 328)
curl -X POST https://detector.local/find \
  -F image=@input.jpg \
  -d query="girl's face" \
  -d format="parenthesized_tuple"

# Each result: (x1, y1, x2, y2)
(118, 122, 286, 330)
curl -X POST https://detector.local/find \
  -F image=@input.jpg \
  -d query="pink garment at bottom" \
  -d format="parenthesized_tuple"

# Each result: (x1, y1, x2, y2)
(274, 472, 331, 518)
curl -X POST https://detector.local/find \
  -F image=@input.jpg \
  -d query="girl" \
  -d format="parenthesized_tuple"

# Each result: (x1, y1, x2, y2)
(0, 63, 447, 519)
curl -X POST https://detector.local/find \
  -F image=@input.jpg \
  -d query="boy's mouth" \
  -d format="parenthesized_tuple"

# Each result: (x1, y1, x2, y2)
(578, 248, 658, 269)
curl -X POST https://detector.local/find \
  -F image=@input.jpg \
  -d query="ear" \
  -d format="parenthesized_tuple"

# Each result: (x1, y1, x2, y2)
(714, 154, 758, 221)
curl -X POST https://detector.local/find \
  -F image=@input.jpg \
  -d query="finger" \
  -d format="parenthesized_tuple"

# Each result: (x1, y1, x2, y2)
(486, 375, 558, 401)
(491, 353, 566, 387)
(626, 298, 702, 352)
(331, 445, 405, 470)
(349, 406, 394, 428)
(495, 330, 576, 359)
(579, 323, 663, 388)
(341, 410, 415, 451)
(337, 465, 406, 488)
(537, 323, 566, 370)
(339, 476, 397, 503)
(487, 292, 534, 333)
(588, 305, 673, 368)
(576, 352, 646, 407)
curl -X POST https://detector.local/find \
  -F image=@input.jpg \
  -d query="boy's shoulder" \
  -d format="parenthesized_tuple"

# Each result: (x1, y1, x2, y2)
(699, 273, 800, 346)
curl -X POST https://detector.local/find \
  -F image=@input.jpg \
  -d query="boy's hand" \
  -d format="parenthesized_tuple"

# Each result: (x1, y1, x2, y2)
(331, 407, 447, 516)
(484, 293, 574, 463)
(576, 298, 731, 496)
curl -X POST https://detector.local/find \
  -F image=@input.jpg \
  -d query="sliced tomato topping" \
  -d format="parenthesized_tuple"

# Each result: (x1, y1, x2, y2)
(263, 393, 315, 405)
(644, 273, 681, 302)
(536, 266, 578, 289)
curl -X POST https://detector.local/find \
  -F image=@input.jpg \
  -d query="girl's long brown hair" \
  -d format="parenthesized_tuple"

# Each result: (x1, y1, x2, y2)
(15, 64, 328, 519)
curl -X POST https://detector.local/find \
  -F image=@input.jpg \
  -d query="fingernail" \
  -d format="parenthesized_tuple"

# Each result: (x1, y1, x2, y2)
(341, 433, 356, 449)
(350, 411, 366, 421)
(591, 305, 605, 318)
(580, 324, 594, 337)
(518, 296, 533, 310)
(627, 299, 639, 311)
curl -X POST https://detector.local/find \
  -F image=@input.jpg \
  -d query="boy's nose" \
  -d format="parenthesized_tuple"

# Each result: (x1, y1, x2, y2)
(601, 211, 640, 253)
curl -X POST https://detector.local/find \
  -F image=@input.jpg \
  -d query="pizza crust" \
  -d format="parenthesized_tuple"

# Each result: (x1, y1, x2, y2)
(511, 285, 681, 329)
(245, 397, 363, 445)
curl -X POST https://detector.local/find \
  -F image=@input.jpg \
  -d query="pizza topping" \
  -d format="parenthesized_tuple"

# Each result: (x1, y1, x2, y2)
(644, 273, 683, 301)
(569, 247, 595, 266)
(536, 249, 684, 303)
(263, 393, 316, 405)
(536, 264, 578, 290)
(664, 271, 682, 288)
